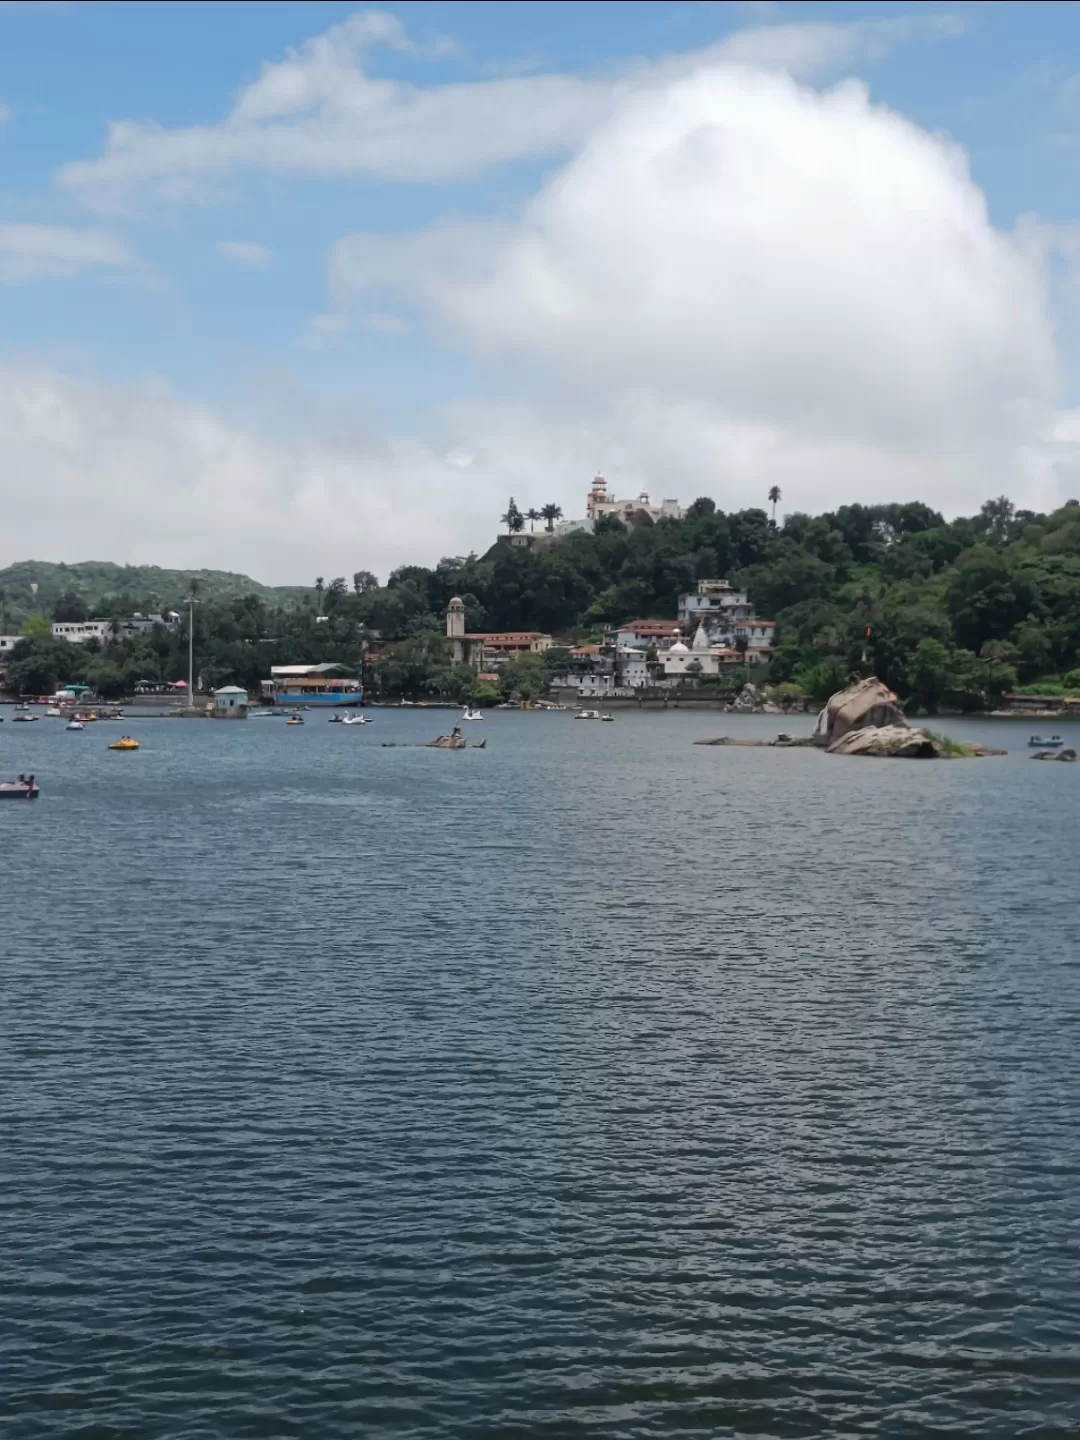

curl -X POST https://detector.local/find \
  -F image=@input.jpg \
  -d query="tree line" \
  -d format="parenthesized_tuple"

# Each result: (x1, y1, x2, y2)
(4, 491, 1080, 708)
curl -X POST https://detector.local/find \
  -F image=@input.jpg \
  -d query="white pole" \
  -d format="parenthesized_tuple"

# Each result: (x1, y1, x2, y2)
(188, 597, 194, 704)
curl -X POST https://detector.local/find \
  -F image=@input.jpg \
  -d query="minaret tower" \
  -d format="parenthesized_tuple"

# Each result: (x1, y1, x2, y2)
(446, 595, 466, 666)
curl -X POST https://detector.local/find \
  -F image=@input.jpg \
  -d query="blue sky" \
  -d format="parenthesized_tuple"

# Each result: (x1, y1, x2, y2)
(2, 1, 1080, 581)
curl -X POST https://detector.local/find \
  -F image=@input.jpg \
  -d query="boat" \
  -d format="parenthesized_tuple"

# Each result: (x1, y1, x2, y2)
(286, 714, 304, 726)
(12, 712, 39, 722)
(461, 706, 484, 721)
(0, 774, 38, 800)
(1029, 735, 1064, 748)
(342, 714, 371, 725)
(66, 720, 85, 731)
(107, 737, 140, 751)
(573, 709, 614, 721)
(45, 706, 65, 717)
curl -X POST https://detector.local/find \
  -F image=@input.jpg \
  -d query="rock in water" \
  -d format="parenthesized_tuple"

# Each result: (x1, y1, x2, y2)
(1032, 747, 1078, 762)
(828, 724, 940, 758)
(813, 677, 906, 748)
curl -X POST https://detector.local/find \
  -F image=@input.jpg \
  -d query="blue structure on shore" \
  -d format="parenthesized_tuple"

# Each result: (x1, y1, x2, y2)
(261, 663, 364, 707)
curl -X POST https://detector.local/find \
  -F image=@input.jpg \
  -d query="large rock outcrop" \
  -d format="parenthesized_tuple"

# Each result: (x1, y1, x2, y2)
(813, 677, 906, 748)
(814, 676, 1004, 758)
(828, 724, 940, 758)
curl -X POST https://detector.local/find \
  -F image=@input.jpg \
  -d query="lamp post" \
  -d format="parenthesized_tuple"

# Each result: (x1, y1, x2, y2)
(188, 595, 195, 703)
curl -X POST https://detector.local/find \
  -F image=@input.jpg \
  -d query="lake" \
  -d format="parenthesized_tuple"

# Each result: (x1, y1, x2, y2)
(3, 705, 1080, 1438)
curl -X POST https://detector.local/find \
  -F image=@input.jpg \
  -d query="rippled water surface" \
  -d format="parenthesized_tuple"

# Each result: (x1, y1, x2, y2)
(3, 705, 1080, 1438)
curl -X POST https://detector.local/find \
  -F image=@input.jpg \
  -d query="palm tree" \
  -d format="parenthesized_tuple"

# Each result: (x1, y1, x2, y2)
(540, 502, 563, 533)
(768, 486, 781, 526)
(315, 576, 325, 614)
(526, 508, 541, 532)
(734, 634, 750, 684)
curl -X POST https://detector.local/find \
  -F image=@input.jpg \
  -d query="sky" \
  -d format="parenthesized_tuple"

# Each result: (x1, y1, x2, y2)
(3, 0, 1080, 583)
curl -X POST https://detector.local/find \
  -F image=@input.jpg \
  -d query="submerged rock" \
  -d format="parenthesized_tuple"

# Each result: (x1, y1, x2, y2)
(1032, 747, 1078, 762)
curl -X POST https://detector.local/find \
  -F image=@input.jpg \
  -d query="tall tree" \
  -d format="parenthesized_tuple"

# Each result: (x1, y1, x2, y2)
(501, 499, 525, 535)
(526, 508, 541, 532)
(325, 577, 348, 611)
(352, 570, 379, 595)
(768, 486, 781, 526)
(540, 503, 563, 533)
(52, 590, 88, 623)
(314, 577, 325, 614)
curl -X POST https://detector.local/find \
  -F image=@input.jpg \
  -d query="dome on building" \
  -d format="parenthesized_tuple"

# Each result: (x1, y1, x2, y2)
(447, 595, 465, 608)
(668, 640, 690, 655)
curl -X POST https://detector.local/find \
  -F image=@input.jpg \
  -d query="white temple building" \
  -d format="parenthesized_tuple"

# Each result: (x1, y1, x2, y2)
(660, 623, 739, 679)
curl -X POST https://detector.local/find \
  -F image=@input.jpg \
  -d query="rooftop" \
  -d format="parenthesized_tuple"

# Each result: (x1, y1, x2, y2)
(269, 662, 359, 677)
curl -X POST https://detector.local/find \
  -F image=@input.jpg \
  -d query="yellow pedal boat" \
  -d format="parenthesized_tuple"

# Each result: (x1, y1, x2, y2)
(108, 737, 140, 751)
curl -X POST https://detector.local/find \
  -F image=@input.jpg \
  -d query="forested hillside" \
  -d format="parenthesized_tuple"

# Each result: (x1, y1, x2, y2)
(4, 494, 1080, 708)
(0, 560, 308, 628)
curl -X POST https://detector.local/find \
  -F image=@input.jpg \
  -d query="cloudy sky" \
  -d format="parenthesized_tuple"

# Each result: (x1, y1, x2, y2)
(3, 0, 1080, 582)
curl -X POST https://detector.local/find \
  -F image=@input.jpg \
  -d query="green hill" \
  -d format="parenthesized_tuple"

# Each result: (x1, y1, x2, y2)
(0, 560, 310, 630)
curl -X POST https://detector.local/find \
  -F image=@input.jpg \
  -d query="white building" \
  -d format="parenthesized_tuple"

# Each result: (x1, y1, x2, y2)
(610, 620, 683, 651)
(52, 620, 114, 644)
(677, 581, 775, 653)
(678, 580, 754, 627)
(554, 475, 682, 537)
(585, 474, 682, 525)
(729, 620, 776, 650)
(661, 623, 741, 679)
(52, 612, 181, 645)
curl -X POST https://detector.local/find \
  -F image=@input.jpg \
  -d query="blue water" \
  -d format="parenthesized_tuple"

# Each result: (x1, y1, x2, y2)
(3, 706, 1080, 1438)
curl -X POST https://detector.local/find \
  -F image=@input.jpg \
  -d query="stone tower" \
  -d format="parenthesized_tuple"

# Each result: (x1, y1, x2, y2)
(446, 595, 466, 666)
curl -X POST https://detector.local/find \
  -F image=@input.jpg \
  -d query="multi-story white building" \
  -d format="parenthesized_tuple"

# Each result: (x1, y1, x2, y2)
(677, 581, 775, 653)
(52, 620, 114, 645)
(678, 580, 754, 627)
(609, 619, 683, 651)
(52, 612, 181, 645)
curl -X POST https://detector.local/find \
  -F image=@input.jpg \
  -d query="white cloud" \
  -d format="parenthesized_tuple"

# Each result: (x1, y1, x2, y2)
(55, 6, 964, 210)
(8, 20, 1079, 584)
(0, 364, 504, 580)
(327, 62, 1075, 520)
(0, 223, 133, 281)
(216, 239, 272, 267)
(359, 310, 410, 335)
(298, 311, 352, 349)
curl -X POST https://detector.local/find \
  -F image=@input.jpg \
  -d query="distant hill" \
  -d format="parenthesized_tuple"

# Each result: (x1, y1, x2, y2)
(0, 560, 310, 629)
